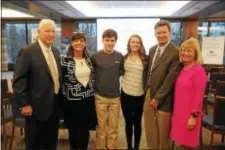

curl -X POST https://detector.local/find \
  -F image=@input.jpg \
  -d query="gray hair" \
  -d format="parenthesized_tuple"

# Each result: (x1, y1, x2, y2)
(38, 19, 56, 30)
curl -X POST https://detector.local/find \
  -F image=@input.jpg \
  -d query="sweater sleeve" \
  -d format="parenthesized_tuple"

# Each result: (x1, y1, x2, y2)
(191, 67, 207, 114)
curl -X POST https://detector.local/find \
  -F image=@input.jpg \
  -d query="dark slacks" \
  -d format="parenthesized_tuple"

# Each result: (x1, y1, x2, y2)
(64, 96, 96, 150)
(68, 124, 90, 150)
(24, 94, 60, 150)
(121, 89, 144, 149)
(25, 112, 59, 150)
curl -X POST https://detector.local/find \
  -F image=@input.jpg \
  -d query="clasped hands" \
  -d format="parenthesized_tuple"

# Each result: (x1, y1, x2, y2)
(148, 98, 158, 109)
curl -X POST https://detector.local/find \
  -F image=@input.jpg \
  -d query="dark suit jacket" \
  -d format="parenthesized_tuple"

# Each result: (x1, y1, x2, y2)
(146, 42, 180, 112)
(13, 41, 62, 121)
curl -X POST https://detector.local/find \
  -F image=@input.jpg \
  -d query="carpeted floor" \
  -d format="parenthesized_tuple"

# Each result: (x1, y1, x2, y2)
(2, 107, 225, 150)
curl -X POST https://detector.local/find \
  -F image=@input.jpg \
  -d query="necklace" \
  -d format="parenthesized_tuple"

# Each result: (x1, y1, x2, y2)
(74, 58, 84, 66)
(80, 60, 84, 66)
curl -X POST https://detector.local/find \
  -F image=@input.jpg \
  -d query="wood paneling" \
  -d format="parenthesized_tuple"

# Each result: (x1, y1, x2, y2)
(61, 20, 75, 41)
(203, 17, 225, 22)
(183, 19, 199, 40)
(2, 1, 62, 21)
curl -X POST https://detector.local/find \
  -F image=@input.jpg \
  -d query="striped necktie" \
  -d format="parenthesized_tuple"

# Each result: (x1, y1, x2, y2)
(152, 48, 161, 70)
(147, 48, 162, 87)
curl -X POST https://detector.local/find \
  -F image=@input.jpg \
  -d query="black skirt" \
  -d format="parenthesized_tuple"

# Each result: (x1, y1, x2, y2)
(62, 96, 97, 130)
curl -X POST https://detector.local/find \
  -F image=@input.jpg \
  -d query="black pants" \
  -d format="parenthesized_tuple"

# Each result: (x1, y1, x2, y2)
(25, 113, 59, 150)
(121, 89, 144, 150)
(64, 97, 96, 150)
(68, 124, 90, 150)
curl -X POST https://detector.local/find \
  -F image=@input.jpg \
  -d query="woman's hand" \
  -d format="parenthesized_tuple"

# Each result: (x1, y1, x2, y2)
(20, 105, 33, 116)
(187, 116, 196, 130)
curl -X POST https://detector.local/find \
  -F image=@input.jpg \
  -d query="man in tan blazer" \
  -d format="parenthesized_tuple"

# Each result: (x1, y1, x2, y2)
(144, 20, 180, 149)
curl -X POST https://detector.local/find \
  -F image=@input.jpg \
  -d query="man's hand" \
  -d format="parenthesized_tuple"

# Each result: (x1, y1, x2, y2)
(20, 105, 33, 116)
(187, 116, 196, 130)
(150, 99, 158, 109)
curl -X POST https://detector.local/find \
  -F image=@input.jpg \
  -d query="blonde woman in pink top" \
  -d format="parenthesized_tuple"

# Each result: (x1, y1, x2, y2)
(171, 38, 207, 149)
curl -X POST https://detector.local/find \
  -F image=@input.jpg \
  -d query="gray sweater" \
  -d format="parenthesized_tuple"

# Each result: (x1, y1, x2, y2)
(91, 50, 124, 98)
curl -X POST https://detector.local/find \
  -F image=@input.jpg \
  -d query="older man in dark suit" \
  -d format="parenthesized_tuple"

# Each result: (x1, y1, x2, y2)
(13, 19, 61, 150)
(144, 20, 180, 149)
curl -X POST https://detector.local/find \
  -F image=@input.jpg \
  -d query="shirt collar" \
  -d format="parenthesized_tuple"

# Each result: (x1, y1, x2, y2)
(38, 39, 52, 52)
(157, 40, 171, 52)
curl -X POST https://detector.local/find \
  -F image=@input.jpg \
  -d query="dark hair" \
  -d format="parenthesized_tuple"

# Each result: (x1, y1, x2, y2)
(67, 32, 87, 57)
(154, 20, 171, 32)
(102, 29, 118, 40)
(125, 34, 147, 68)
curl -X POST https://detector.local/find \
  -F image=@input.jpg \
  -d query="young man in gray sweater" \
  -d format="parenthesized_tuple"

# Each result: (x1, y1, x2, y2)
(91, 29, 124, 149)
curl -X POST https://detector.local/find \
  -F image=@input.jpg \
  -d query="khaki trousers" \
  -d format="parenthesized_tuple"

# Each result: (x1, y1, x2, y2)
(143, 88, 171, 149)
(95, 94, 120, 149)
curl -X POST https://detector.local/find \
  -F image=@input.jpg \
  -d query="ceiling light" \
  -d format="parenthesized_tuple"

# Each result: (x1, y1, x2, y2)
(66, 1, 190, 17)
(2, 7, 35, 18)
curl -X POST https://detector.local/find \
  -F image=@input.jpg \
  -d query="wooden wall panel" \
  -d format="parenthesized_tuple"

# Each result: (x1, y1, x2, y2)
(61, 20, 75, 41)
(183, 19, 199, 40)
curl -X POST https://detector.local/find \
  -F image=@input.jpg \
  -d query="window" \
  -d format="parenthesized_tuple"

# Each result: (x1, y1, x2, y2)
(209, 22, 225, 65)
(209, 22, 225, 36)
(6, 23, 26, 69)
(27, 23, 39, 44)
(198, 22, 209, 44)
(75, 21, 97, 55)
(171, 22, 182, 47)
(198, 21, 225, 41)
(4, 22, 62, 70)
(27, 23, 61, 50)
(198, 21, 225, 64)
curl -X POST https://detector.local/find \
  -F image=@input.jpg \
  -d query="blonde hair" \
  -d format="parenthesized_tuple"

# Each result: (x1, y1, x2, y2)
(179, 38, 204, 64)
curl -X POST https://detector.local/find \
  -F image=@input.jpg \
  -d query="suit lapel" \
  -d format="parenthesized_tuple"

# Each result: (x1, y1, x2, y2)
(34, 42, 52, 79)
(151, 42, 172, 72)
